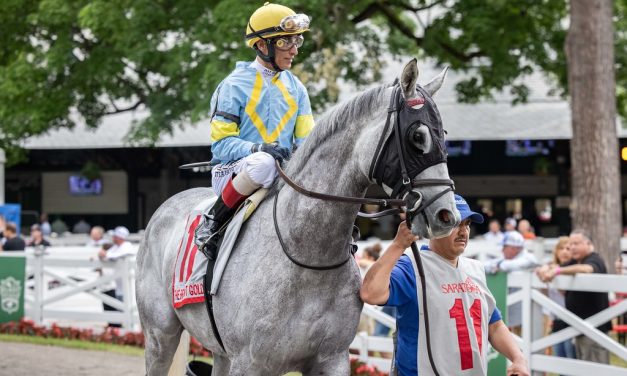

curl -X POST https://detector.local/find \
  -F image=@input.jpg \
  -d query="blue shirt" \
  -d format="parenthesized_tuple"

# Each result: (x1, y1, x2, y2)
(386, 248, 502, 376)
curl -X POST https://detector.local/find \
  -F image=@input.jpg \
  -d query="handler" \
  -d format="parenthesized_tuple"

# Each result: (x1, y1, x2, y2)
(360, 195, 529, 376)
(194, 2, 315, 259)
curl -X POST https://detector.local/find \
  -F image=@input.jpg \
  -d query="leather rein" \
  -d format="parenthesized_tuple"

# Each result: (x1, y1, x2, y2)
(272, 85, 454, 271)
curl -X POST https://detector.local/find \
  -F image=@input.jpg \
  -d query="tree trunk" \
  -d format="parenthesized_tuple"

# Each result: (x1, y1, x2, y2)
(566, 0, 620, 265)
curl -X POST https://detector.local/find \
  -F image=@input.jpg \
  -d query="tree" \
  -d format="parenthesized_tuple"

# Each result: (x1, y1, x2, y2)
(566, 0, 620, 263)
(0, 1, 626, 258)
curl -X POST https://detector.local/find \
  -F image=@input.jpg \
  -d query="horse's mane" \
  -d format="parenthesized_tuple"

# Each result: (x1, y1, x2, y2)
(288, 84, 392, 172)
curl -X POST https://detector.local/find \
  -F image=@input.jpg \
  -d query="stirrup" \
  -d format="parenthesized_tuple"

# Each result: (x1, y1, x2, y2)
(199, 225, 228, 260)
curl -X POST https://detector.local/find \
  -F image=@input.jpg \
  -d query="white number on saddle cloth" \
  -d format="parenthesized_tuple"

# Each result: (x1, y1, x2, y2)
(173, 200, 214, 308)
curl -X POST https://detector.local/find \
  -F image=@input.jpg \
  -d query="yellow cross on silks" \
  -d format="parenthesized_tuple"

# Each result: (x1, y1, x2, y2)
(245, 73, 298, 143)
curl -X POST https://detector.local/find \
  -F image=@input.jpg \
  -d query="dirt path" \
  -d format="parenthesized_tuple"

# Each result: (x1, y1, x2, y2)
(0, 342, 146, 376)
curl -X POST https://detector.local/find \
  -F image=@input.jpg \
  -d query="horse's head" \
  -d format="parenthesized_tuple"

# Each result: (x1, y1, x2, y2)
(369, 59, 460, 239)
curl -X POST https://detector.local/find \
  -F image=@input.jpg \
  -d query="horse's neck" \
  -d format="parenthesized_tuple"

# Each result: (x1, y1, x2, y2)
(276, 128, 370, 264)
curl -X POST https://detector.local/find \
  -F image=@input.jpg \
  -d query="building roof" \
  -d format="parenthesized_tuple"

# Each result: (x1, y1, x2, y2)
(24, 112, 211, 150)
(23, 60, 625, 150)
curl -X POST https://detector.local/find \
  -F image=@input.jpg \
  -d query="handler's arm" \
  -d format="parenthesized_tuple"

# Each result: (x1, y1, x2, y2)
(488, 320, 529, 376)
(360, 221, 417, 305)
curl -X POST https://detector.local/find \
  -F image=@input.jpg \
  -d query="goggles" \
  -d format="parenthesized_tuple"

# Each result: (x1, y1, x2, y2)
(247, 13, 310, 40)
(273, 35, 304, 51)
(279, 14, 310, 33)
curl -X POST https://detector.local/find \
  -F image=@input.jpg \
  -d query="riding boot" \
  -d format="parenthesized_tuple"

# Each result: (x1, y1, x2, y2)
(194, 195, 237, 261)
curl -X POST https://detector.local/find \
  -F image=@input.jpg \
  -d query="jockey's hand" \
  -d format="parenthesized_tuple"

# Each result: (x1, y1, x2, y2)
(252, 143, 291, 162)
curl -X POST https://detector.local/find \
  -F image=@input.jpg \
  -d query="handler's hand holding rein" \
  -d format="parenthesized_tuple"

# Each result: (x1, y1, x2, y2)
(393, 219, 420, 251)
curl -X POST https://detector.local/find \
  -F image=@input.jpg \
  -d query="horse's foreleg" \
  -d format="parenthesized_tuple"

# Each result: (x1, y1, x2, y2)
(303, 351, 351, 376)
(139, 293, 184, 376)
(143, 324, 184, 376)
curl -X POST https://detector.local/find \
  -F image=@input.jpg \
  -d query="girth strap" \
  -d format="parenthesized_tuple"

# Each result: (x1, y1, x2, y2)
(203, 257, 226, 352)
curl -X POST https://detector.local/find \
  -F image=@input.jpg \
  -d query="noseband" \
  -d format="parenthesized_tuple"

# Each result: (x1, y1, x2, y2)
(273, 84, 455, 270)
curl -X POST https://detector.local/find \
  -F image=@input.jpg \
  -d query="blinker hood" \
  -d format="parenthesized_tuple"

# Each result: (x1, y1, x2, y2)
(370, 85, 448, 198)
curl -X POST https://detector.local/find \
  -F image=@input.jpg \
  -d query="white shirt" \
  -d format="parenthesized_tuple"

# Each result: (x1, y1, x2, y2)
(483, 249, 538, 274)
(250, 60, 278, 82)
(101, 241, 136, 297)
(104, 241, 135, 261)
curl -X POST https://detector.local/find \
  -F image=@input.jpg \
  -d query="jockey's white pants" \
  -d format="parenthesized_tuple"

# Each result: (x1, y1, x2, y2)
(211, 152, 277, 196)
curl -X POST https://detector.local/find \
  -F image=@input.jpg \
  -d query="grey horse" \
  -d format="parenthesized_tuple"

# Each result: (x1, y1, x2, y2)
(136, 59, 460, 376)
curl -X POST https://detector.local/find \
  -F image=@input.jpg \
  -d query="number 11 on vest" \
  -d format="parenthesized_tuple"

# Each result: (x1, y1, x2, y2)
(449, 298, 483, 370)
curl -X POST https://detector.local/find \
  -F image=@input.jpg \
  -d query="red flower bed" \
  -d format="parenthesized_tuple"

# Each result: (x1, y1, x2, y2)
(0, 319, 209, 356)
(350, 357, 388, 376)
(1, 320, 385, 373)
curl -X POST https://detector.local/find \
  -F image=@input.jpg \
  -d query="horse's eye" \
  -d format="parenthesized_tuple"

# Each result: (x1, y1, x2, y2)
(411, 128, 424, 144)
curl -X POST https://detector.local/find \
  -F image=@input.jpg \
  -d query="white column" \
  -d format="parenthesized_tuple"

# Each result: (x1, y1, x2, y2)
(0, 149, 5, 205)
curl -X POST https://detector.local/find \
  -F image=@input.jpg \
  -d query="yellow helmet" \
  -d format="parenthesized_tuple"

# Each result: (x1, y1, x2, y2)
(245, 2, 310, 48)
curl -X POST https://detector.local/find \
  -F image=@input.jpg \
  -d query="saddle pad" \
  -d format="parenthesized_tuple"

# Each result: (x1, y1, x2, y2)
(173, 198, 215, 308)
(172, 188, 268, 308)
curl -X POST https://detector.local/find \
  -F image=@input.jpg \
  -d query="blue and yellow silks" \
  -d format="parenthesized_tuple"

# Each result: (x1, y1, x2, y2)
(210, 61, 314, 164)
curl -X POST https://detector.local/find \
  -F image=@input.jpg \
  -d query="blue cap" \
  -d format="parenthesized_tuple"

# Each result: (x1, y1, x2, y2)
(455, 194, 484, 224)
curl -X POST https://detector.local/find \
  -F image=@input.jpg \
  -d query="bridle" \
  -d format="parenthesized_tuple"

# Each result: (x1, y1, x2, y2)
(273, 84, 455, 271)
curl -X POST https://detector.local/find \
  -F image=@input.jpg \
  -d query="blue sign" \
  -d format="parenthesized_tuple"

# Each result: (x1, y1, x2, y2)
(0, 204, 21, 232)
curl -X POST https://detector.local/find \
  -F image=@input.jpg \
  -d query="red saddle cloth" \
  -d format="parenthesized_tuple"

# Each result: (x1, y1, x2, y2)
(173, 201, 212, 308)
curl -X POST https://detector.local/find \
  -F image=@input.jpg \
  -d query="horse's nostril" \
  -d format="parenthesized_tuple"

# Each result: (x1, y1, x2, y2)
(438, 210, 452, 224)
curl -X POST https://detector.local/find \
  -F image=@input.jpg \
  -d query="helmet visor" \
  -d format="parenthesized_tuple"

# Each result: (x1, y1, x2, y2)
(280, 14, 310, 33)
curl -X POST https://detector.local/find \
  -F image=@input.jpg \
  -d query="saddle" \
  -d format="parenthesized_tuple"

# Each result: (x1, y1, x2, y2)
(172, 188, 268, 308)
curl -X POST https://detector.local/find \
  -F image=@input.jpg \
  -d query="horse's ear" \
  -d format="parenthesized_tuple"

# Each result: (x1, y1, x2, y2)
(424, 66, 449, 97)
(400, 58, 419, 99)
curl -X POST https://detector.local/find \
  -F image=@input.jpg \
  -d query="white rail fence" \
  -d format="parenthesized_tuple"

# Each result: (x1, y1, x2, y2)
(3, 247, 140, 329)
(4, 247, 627, 375)
(509, 271, 627, 376)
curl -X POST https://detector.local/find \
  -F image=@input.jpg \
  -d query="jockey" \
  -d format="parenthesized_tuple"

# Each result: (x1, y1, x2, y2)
(194, 2, 315, 259)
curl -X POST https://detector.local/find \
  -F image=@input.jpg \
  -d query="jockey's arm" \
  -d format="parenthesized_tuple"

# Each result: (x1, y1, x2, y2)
(293, 80, 315, 146)
(211, 116, 254, 161)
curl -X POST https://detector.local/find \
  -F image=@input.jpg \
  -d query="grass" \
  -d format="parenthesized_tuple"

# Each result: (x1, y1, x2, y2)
(0, 333, 145, 357)
(0, 333, 301, 374)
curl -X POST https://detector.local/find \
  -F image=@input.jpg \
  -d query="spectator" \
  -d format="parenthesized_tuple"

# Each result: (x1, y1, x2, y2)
(87, 226, 107, 247)
(484, 231, 538, 334)
(615, 254, 626, 275)
(28, 224, 51, 247)
(97, 226, 135, 328)
(0, 215, 6, 245)
(39, 213, 52, 236)
(72, 218, 91, 234)
(361, 195, 529, 376)
(51, 217, 68, 235)
(504, 217, 517, 232)
(535, 237, 576, 362)
(358, 243, 382, 274)
(517, 219, 536, 240)
(483, 219, 504, 244)
(356, 243, 381, 336)
(1, 222, 26, 251)
(536, 230, 611, 364)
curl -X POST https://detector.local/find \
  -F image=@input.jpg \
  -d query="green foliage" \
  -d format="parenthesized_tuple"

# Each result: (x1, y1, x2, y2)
(0, 0, 625, 164)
